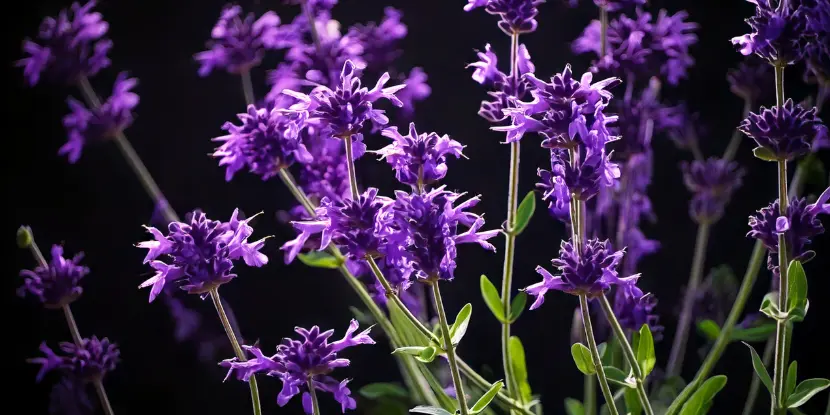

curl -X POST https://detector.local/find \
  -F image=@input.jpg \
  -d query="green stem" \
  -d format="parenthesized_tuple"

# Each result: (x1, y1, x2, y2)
(600, 6, 608, 58)
(598, 296, 655, 415)
(667, 223, 711, 377)
(241, 70, 255, 106)
(584, 375, 596, 415)
(579, 295, 620, 415)
(743, 338, 775, 415)
(344, 135, 360, 199)
(307, 377, 322, 415)
(210, 288, 261, 415)
(723, 99, 753, 162)
(432, 281, 470, 415)
(457, 359, 534, 415)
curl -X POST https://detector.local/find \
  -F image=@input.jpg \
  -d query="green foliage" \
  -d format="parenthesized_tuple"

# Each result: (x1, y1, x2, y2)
(509, 292, 527, 322)
(480, 275, 506, 322)
(513, 191, 536, 235)
(360, 383, 410, 400)
(509, 336, 533, 401)
(469, 381, 503, 414)
(786, 260, 809, 322)
(696, 320, 720, 341)
(603, 366, 636, 388)
(564, 398, 584, 415)
(571, 343, 595, 375)
(679, 375, 727, 415)
(753, 146, 778, 161)
(297, 251, 342, 269)
(410, 406, 454, 415)
(744, 342, 773, 394)
(785, 379, 830, 408)
(624, 387, 643, 415)
(637, 324, 656, 376)
(16, 225, 33, 248)
(449, 303, 472, 345)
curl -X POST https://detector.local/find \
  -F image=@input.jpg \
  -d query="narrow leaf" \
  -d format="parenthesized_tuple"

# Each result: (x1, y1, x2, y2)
(786, 260, 808, 313)
(416, 346, 438, 363)
(731, 322, 776, 342)
(480, 275, 505, 322)
(389, 301, 429, 347)
(571, 343, 595, 375)
(360, 383, 410, 400)
(470, 381, 504, 413)
(753, 146, 778, 162)
(392, 346, 427, 356)
(679, 375, 727, 415)
(637, 324, 656, 376)
(564, 398, 584, 415)
(604, 366, 636, 388)
(509, 336, 528, 382)
(696, 319, 721, 341)
(513, 190, 536, 235)
(744, 342, 773, 394)
(785, 378, 830, 408)
(410, 406, 454, 415)
(624, 387, 643, 415)
(297, 251, 342, 269)
(509, 292, 527, 322)
(786, 361, 798, 398)
(450, 303, 472, 345)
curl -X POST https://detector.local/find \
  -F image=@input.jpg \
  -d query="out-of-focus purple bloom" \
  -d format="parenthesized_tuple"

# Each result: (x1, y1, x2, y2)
(592, 0, 646, 11)
(376, 123, 464, 187)
(464, 0, 545, 35)
(221, 320, 373, 414)
(692, 265, 738, 325)
(283, 60, 405, 142)
(195, 5, 290, 76)
(396, 68, 431, 118)
(526, 238, 636, 306)
(298, 136, 351, 205)
(804, 0, 830, 82)
(137, 209, 269, 302)
(349, 7, 407, 72)
(738, 99, 825, 160)
(468, 43, 536, 123)
(17, 1, 111, 86)
(681, 158, 745, 223)
(287, 0, 338, 15)
(29, 337, 120, 383)
(391, 187, 500, 281)
(164, 295, 202, 343)
(613, 282, 663, 339)
(49, 377, 94, 415)
(727, 59, 773, 103)
(665, 104, 705, 154)
(60, 72, 138, 163)
(19, 245, 89, 308)
(731, 0, 812, 65)
(615, 77, 681, 155)
(213, 104, 312, 181)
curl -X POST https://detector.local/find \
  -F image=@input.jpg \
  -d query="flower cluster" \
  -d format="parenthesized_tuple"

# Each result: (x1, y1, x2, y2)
(221, 320, 373, 414)
(738, 99, 825, 160)
(463, 0, 544, 35)
(468, 43, 536, 123)
(613, 282, 663, 339)
(727, 58, 773, 104)
(375, 123, 464, 187)
(681, 158, 745, 224)
(17, 0, 111, 86)
(61, 72, 139, 163)
(19, 245, 89, 308)
(731, 0, 812, 65)
(29, 336, 120, 383)
(804, 0, 830, 82)
(297, 136, 352, 205)
(137, 209, 268, 301)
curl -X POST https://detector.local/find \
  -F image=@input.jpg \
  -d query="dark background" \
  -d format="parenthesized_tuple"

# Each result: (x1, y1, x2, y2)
(6, 0, 830, 414)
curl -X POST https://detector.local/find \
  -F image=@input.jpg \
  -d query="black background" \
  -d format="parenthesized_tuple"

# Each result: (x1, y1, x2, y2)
(6, 0, 830, 414)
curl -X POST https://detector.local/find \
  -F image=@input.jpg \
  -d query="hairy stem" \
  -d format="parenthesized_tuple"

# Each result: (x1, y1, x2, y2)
(241, 70, 255, 106)
(580, 295, 620, 415)
(432, 281, 470, 415)
(307, 377, 322, 415)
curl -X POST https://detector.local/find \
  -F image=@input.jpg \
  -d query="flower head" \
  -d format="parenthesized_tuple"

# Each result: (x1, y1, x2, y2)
(297, 136, 351, 205)
(396, 68, 432, 118)
(195, 5, 289, 76)
(526, 238, 635, 306)
(681, 158, 745, 223)
(213, 104, 312, 181)
(376, 123, 464, 187)
(591, 0, 646, 11)
(804, 0, 830, 82)
(348, 7, 407, 72)
(17, 1, 111, 86)
(731, 0, 812, 65)
(29, 336, 120, 383)
(221, 320, 373, 414)
(60, 72, 138, 163)
(468, 43, 536, 123)
(19, 245, 89, 308)
(463, 0, 544, 35)
(727, 58, 773, 103)
(738, 99, 825, 160)
(137, 209, 268, 302)
(613, 282, 663, 340)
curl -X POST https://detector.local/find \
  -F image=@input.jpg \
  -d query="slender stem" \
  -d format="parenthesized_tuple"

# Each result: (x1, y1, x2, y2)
(690, 142, 705, 162)
(432, 282, 470, 415)
(598, 296, 655, 415)
(62, 305, 83, 347)
(667, 222, 711, 377)
(210, 288, 261, 415)
(93, 380, 115, 415)
(301, 0, 322, 50)
(743, 338, 775, 415)
(825, 390, 830, 415)
(279, 169, 317, 213)
(241, 70, 255, 106)
(306, 377, 322, 415)
(457, 359, 534, 415)
(579, 295, 620, 415)
(723, 99, 753, 162)
(600, 6, 608, 58)
(344, 135, 360, 199)
(584, 375, 597, 415)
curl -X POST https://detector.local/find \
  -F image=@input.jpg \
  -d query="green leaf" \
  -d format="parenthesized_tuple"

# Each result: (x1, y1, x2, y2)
(786, 361, 798, 398)
(416, 346, 438, 363)
(480, 275, 505, 322)
(597, 342, 607, 360)
(367, 399, 410, 415)
(744, 342, 773, 394)
(450, 303, 472, 345)
(624, 387, 643, 415)
(637, 324, 656, 376)
(297, 251, 342, 269)
(679, 375, 727, 415)
(753, 146, 779, 162)
(564, 398, 584, 415)
(571, 343, 595, 375)
(410, 406, 454, 415)
(392, 346, 428, 356)
(509, 292, 527, 322)
(786, 260, 808, 313)
(760, 292, 788, 321)
(509, 336, 528, 382)
(604, 366, 636, 388)
(513, 190, 536, 235)
(16, 225, 33, 248)
(696, 319, 721, 341)
(731, 322, 776, 342)
(785, 378, 830, 408)
(470, 381, 503, 413)
(360, 383, 410, 400)
(389, 301, 429, 347)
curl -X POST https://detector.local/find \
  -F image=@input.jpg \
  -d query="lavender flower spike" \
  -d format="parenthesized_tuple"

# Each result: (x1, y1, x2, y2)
(19, 244, 89, 308)
(29, 336, 120, 383)
(17, 1, 112, 86)
(731, 0, 812, 65)
(738, 98, 825, 161)
(60, 72, 139, 163)
(376, 123, 464, 187)
(681, 158, 745, 224)
(613, 282, 663, 340)
(221, 320, 374, 414)
(463, 0, 545, 35)
(137, 209, 268, 302)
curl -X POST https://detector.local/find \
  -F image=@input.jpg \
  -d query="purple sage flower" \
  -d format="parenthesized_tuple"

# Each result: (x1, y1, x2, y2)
(137, 209, 269, 302)
(376, 123, 464, 187)
(17, 1, 112, 86)
(221, 320, 373, 413)
(738, 99, 825, 160)
(29, 336, 120, 383)
(727, 58, 773, 103)
(681, 158, 746, 223)
(804, 0, 830, 82)
(19, 245, 89, 308)
(60, 72, 139, 163)
(463, 0, 545, 35)
(396, 68, 432, 118)
(731, 0, 812, 65)
(348, 7, 407, 72)
(297, 136, 351, 205)
(468, 43, 536, 123)
(613, 282, 663, 340)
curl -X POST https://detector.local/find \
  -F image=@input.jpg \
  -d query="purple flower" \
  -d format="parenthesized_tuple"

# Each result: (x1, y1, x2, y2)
(49, 377, 93, 415)
(297, 136, 351, 205)
(376, 123, 464, 187)
(19, 245, 89, 308)
(391, 187, 500, 281)
(137, 209, 269, 302)
(464, 0, 545, 35)
(468, 43, 536, 123)
(348, 7, 407, 72)
(60, 72, 138, 163)
(538, 147, 620, 202)
(213, 104, 312, 181)
(616, 78, 682, 155)
(164, 295, 202, 343)
(731, 0, 812, 65)
(283, 60, 405, 142)
(804, 0, 830, 82)
(286, 0, 339, 15)
(592, 0, 646, 11)
(526, 238, 636, 306)
(681, 158, 745, 223)
(396, 68, 432, 118)
(738, 99, 825, 160)
(727, 59, 773, 103)
(693, 265, 738, 325)
(613, 282, 663, 340)
(195, 5, 289, 76)
(221, 320, 373, 414)
(29, 336, 120, 383)
(17, 1, 111, 86)
(537, 169, 572, 223)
